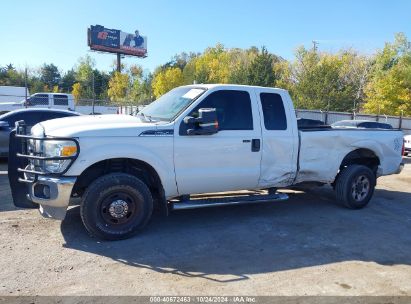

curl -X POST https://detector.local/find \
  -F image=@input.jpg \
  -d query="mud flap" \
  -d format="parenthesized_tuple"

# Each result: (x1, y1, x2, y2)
(8, 130, 38, 208)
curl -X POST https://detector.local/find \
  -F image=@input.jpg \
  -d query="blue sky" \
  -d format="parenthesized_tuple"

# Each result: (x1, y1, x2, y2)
(1, 0, 410, 74)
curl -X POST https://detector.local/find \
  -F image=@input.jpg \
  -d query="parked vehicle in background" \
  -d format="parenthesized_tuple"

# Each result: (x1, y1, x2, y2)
(9, 84, 404, 240)
(297, 118, 327, 129)
(0, 86, 29, 104)
(332, 120, 393, 129)
(0, 93, 118, 115)
(0, 108, 81, 157)
(404, 135, 411, 156)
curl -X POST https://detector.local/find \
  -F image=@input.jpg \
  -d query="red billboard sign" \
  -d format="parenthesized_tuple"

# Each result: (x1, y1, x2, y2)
(88, 25, 147, 58)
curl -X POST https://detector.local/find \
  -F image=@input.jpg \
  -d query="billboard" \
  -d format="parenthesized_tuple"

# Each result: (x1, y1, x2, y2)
(88, 25, 147, 57)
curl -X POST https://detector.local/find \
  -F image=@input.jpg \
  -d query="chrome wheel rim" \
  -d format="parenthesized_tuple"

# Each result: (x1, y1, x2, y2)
(351, 175, 370, 202)
(108, 200, 129, 219)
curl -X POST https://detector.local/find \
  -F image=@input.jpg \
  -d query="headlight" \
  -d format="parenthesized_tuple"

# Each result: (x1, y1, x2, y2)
(43, 140, 78, 173)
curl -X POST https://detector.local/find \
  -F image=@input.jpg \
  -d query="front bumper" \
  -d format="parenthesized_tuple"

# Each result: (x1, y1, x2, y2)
(11, 120, 79, 219)
(28, 176, 76, 220)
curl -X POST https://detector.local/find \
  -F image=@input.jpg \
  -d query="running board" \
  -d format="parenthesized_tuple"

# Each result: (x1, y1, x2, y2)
(171, 193, 289, 210)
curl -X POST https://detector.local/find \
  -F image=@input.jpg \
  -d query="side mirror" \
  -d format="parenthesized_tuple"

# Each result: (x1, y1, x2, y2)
(0, 121, 10, 128)
(184, 108, 218, 135)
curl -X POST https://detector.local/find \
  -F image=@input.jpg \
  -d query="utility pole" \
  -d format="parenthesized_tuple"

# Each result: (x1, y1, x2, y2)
(92, 71, 95, 115)
(24, 67, 28, 108)
(116, 53, 121, 73)
(312, 40, 319, 52)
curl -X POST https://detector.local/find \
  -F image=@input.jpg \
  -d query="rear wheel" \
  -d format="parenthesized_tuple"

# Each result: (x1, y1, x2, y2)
(335, 165, 376, 209)
(80, 173, 153, 240)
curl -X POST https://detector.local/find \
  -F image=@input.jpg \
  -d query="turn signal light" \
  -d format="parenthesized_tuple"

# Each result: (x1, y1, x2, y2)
(61, 146, 77, 157)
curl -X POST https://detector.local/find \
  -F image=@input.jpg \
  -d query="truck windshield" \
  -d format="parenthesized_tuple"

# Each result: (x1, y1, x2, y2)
(138, 87, 206, 121)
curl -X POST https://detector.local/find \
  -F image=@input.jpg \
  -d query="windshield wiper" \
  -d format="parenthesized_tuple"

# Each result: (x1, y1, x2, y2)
(138, 112, 155, 122)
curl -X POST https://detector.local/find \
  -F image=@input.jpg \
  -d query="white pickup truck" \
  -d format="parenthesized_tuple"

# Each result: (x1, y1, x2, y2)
(0, 92, 118, 115)
(9, 84, 404, 240)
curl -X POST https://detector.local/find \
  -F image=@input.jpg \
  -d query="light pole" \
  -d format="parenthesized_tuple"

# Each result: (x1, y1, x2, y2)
(24, 67, 28, 108)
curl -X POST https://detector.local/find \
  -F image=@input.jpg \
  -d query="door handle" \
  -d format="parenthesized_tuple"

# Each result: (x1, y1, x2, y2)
(251, 139, 260, 152)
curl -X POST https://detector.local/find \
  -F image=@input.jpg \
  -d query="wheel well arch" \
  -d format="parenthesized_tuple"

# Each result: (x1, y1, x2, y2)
(71, 158, 167, 213)
(339, 148, 380, 174)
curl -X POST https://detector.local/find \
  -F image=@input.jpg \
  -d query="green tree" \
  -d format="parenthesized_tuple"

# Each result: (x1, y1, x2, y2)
(107, 72, 130, 103)
(290, 47, 369, 111)
(72, 82, 82, 103)
(60, 69, 76, 93)
(152, 67, 184, 98)
(194, 43, 231, 83)
(138, 73, 153, 103)
(0, 64, 24, 87)
(227, 47, 256, 85)
(40, 63, 61, 90)
(93, 69, 111, 100)
(28, 77, 44, 94)
(247, 46, 277, 87)
(364, 33, 411, 116)
(128, 65, 152, 104)
(74, 55, 96, 99)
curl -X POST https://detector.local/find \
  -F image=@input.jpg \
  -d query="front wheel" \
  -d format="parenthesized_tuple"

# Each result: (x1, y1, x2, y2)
(80, 173, 153, 240)
(335, 165, 376, 209)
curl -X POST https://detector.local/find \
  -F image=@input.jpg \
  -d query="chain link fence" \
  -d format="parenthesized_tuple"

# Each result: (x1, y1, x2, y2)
(2, 92, 411, 134)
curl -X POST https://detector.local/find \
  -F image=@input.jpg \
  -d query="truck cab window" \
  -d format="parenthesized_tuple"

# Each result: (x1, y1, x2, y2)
(53, 95, 69, 106)
(260, 93, 287, 130)
(191, 90, 253, 130)
(30, 94, 49, 106)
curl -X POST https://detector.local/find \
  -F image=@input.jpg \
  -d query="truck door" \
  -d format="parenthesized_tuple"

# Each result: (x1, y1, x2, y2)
(255, 89, 298, 188)
(174, 88, 262, 195)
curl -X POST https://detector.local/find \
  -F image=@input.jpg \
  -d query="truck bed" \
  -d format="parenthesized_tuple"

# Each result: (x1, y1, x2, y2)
(294, 128, 404, 184)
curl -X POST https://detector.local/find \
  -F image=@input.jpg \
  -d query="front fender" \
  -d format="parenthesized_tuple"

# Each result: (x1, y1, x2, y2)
(64, 136, 178, 198)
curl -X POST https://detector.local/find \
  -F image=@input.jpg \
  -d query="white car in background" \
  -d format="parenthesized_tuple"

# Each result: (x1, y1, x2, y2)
(0, 93, 118, 115)
(404, 135, 411, 156)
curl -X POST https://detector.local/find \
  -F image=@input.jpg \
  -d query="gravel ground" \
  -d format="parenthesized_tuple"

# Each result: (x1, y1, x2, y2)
(0, 158, 410, 296)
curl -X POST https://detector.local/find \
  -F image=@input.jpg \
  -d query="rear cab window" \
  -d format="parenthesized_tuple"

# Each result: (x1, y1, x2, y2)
(53, 95, 69, 106)
(260, 93, 287, 130)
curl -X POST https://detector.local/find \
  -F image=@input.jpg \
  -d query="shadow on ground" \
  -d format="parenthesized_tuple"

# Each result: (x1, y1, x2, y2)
(0, 159, 16, 212)
(1, 157, 410, 282)
(402, 156, 411, 165)
(61, 185, 411, 282)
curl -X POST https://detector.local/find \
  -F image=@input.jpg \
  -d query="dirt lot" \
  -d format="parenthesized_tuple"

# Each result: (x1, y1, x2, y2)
(0, 158, 410, 296)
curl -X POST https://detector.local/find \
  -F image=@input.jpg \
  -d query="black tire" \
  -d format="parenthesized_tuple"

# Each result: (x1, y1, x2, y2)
(335, 165, 376, 209)
(80, 173, 153, 240)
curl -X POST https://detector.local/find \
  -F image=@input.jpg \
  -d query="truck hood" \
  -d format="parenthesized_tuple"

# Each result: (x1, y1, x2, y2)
(35, 114, 170, 137)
